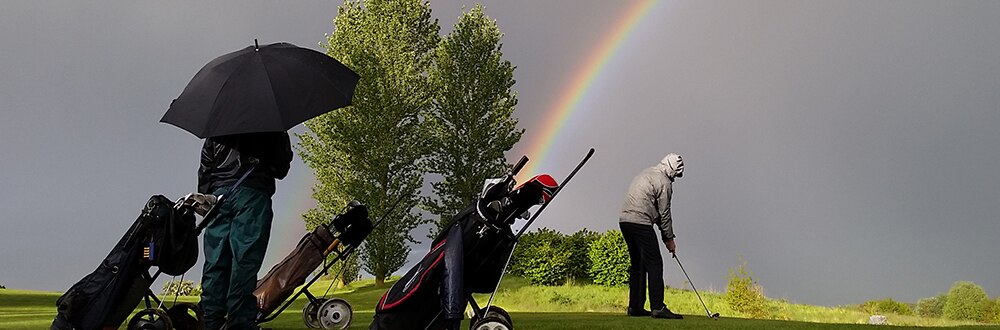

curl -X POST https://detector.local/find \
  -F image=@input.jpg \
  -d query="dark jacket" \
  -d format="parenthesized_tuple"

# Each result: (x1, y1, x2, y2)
(197, 132, 292, 196)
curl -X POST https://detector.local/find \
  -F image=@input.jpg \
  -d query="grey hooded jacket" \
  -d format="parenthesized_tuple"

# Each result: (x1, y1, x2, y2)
(619, 164, 677, 241)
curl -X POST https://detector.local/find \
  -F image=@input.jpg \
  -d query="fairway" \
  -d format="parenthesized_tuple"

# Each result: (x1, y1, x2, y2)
(4, 280, 1000, 330)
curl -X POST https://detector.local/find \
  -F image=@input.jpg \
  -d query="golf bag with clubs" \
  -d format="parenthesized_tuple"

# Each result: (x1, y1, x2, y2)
(371, 150, 593, 330)
(52, 168, 259, 330)
(51, 195, 203, 330)
(253, 201, 374, 329)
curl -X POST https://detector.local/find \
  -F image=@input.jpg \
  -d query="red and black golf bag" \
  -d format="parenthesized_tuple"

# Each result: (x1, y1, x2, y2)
(370, 171, 558, 330)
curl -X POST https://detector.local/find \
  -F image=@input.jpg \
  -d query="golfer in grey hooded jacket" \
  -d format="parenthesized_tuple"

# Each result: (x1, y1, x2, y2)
(619, 153, 684, 319)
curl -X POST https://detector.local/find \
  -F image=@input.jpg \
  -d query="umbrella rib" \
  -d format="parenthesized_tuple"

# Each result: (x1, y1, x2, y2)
(255, 53, 285, 129)
(280, 49, 355, 110)
(206, 55, 256, 136)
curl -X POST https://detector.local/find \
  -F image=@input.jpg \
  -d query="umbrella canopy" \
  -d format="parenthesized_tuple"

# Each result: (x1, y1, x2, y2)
(161, 41, 359, 138)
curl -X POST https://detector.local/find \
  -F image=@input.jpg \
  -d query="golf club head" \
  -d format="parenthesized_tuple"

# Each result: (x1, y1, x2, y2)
(711, 312, 720, 319)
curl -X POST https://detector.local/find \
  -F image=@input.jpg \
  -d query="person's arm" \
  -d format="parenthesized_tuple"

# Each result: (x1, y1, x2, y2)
(270, 132, 292, 180)
(656, 179, 675, 251)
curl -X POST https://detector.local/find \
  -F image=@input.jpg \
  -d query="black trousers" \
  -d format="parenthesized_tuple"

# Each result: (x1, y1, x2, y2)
(619, 222, 664, 310)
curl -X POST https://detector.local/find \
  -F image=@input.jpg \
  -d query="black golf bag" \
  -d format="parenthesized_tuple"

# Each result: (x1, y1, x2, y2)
(51, 195, 200, 330)
(371, 172, 558, 330)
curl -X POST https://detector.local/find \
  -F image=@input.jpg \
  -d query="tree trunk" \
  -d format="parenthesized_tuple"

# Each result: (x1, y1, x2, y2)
(375, 265, 385, 288)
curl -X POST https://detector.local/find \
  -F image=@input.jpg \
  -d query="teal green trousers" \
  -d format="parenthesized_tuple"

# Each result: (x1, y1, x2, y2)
(199, 187, 273, 330)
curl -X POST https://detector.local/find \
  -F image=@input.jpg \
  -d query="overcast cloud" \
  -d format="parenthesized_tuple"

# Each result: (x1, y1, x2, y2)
(1, 1, 998, 307)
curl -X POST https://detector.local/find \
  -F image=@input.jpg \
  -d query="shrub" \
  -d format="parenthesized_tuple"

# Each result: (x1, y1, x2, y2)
(162, 280, 199, 296)
(861, 298, 913, 315)
(587, 230, 630, 286)
(943, 281, 988, 321)
(549, 291, 575, 305)
(916, 294, 947, 318)
(992, 299, 1000, 324)
(725, 259, 769, 319)
(983, 299, 997, 323)
(565, 229, 598, 281)
(510, 228, 573, 285)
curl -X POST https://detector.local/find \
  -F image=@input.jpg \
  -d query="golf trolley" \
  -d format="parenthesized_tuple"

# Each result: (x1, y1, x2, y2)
(52, 193, 212, 330)
(253, 199, 394, 329)
(128, 199, 384, 330)
(371, 149, 594, 330)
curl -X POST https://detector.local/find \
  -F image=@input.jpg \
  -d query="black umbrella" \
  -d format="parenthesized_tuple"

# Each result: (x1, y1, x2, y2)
(161, 41, 359, 138)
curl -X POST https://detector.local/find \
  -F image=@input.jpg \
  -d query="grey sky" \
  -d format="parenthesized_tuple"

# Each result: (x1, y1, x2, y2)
(2, 1, 998, 307)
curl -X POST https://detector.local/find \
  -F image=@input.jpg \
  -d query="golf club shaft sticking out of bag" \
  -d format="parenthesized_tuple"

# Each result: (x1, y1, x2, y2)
(514, 148, 594, 239)
(672, 253, 720, 319)
(488, 148, 595, 310)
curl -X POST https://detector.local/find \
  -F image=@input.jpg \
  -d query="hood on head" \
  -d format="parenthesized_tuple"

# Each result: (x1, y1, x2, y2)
(659, 153, 684, 179)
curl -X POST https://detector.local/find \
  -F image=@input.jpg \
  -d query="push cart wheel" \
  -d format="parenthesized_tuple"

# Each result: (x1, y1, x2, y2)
(167, 302, 204, 330)
(483, 306, 512, 327)
(127, 308, 173, 330)
(471, 306, 513, 330)
(471, 316, 512, 330)
(303, 298, 328, 329)
(317, 298, 353, 329)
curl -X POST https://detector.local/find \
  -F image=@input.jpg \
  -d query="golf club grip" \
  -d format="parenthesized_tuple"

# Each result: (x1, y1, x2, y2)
(194, 165, 257, 234)
(515, 148, 595, 239)
(511, 156, 529, 176)
(195, 194, 225, 233)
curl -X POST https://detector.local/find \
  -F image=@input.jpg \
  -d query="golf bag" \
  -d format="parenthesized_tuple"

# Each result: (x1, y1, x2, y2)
(51, 195, 200, 330)
(371, 172, 558, 330)
(254, 202, 372, 321)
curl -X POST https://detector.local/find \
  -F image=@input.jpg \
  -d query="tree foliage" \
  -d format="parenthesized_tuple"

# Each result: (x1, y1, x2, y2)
(301, 0, 440, 286)
(424, 4, 522, 235)
(943, 281, 989, 321)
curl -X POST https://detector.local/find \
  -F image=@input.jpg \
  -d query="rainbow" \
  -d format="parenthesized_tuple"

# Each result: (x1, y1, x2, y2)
(516, 0, 661, 180)
(267, 0, 663, 262)
(267, 162, 317, 265)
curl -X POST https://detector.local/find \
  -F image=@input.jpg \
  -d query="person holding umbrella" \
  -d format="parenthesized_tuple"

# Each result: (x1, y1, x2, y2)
(196, 132, 291, 329)
(162, 41, 359, 329)
(618, 153, 685, 320)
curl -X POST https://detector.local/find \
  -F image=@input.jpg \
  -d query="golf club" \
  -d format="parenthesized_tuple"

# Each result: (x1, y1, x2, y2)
(672, 253, 721, 319)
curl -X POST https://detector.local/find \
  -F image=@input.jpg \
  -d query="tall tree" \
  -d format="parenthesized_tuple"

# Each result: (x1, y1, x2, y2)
(424, 4, 523, 234)
(300, 0, 440, 287)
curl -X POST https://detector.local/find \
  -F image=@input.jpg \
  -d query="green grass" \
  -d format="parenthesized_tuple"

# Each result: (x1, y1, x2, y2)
(3, 278, 999, 329)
